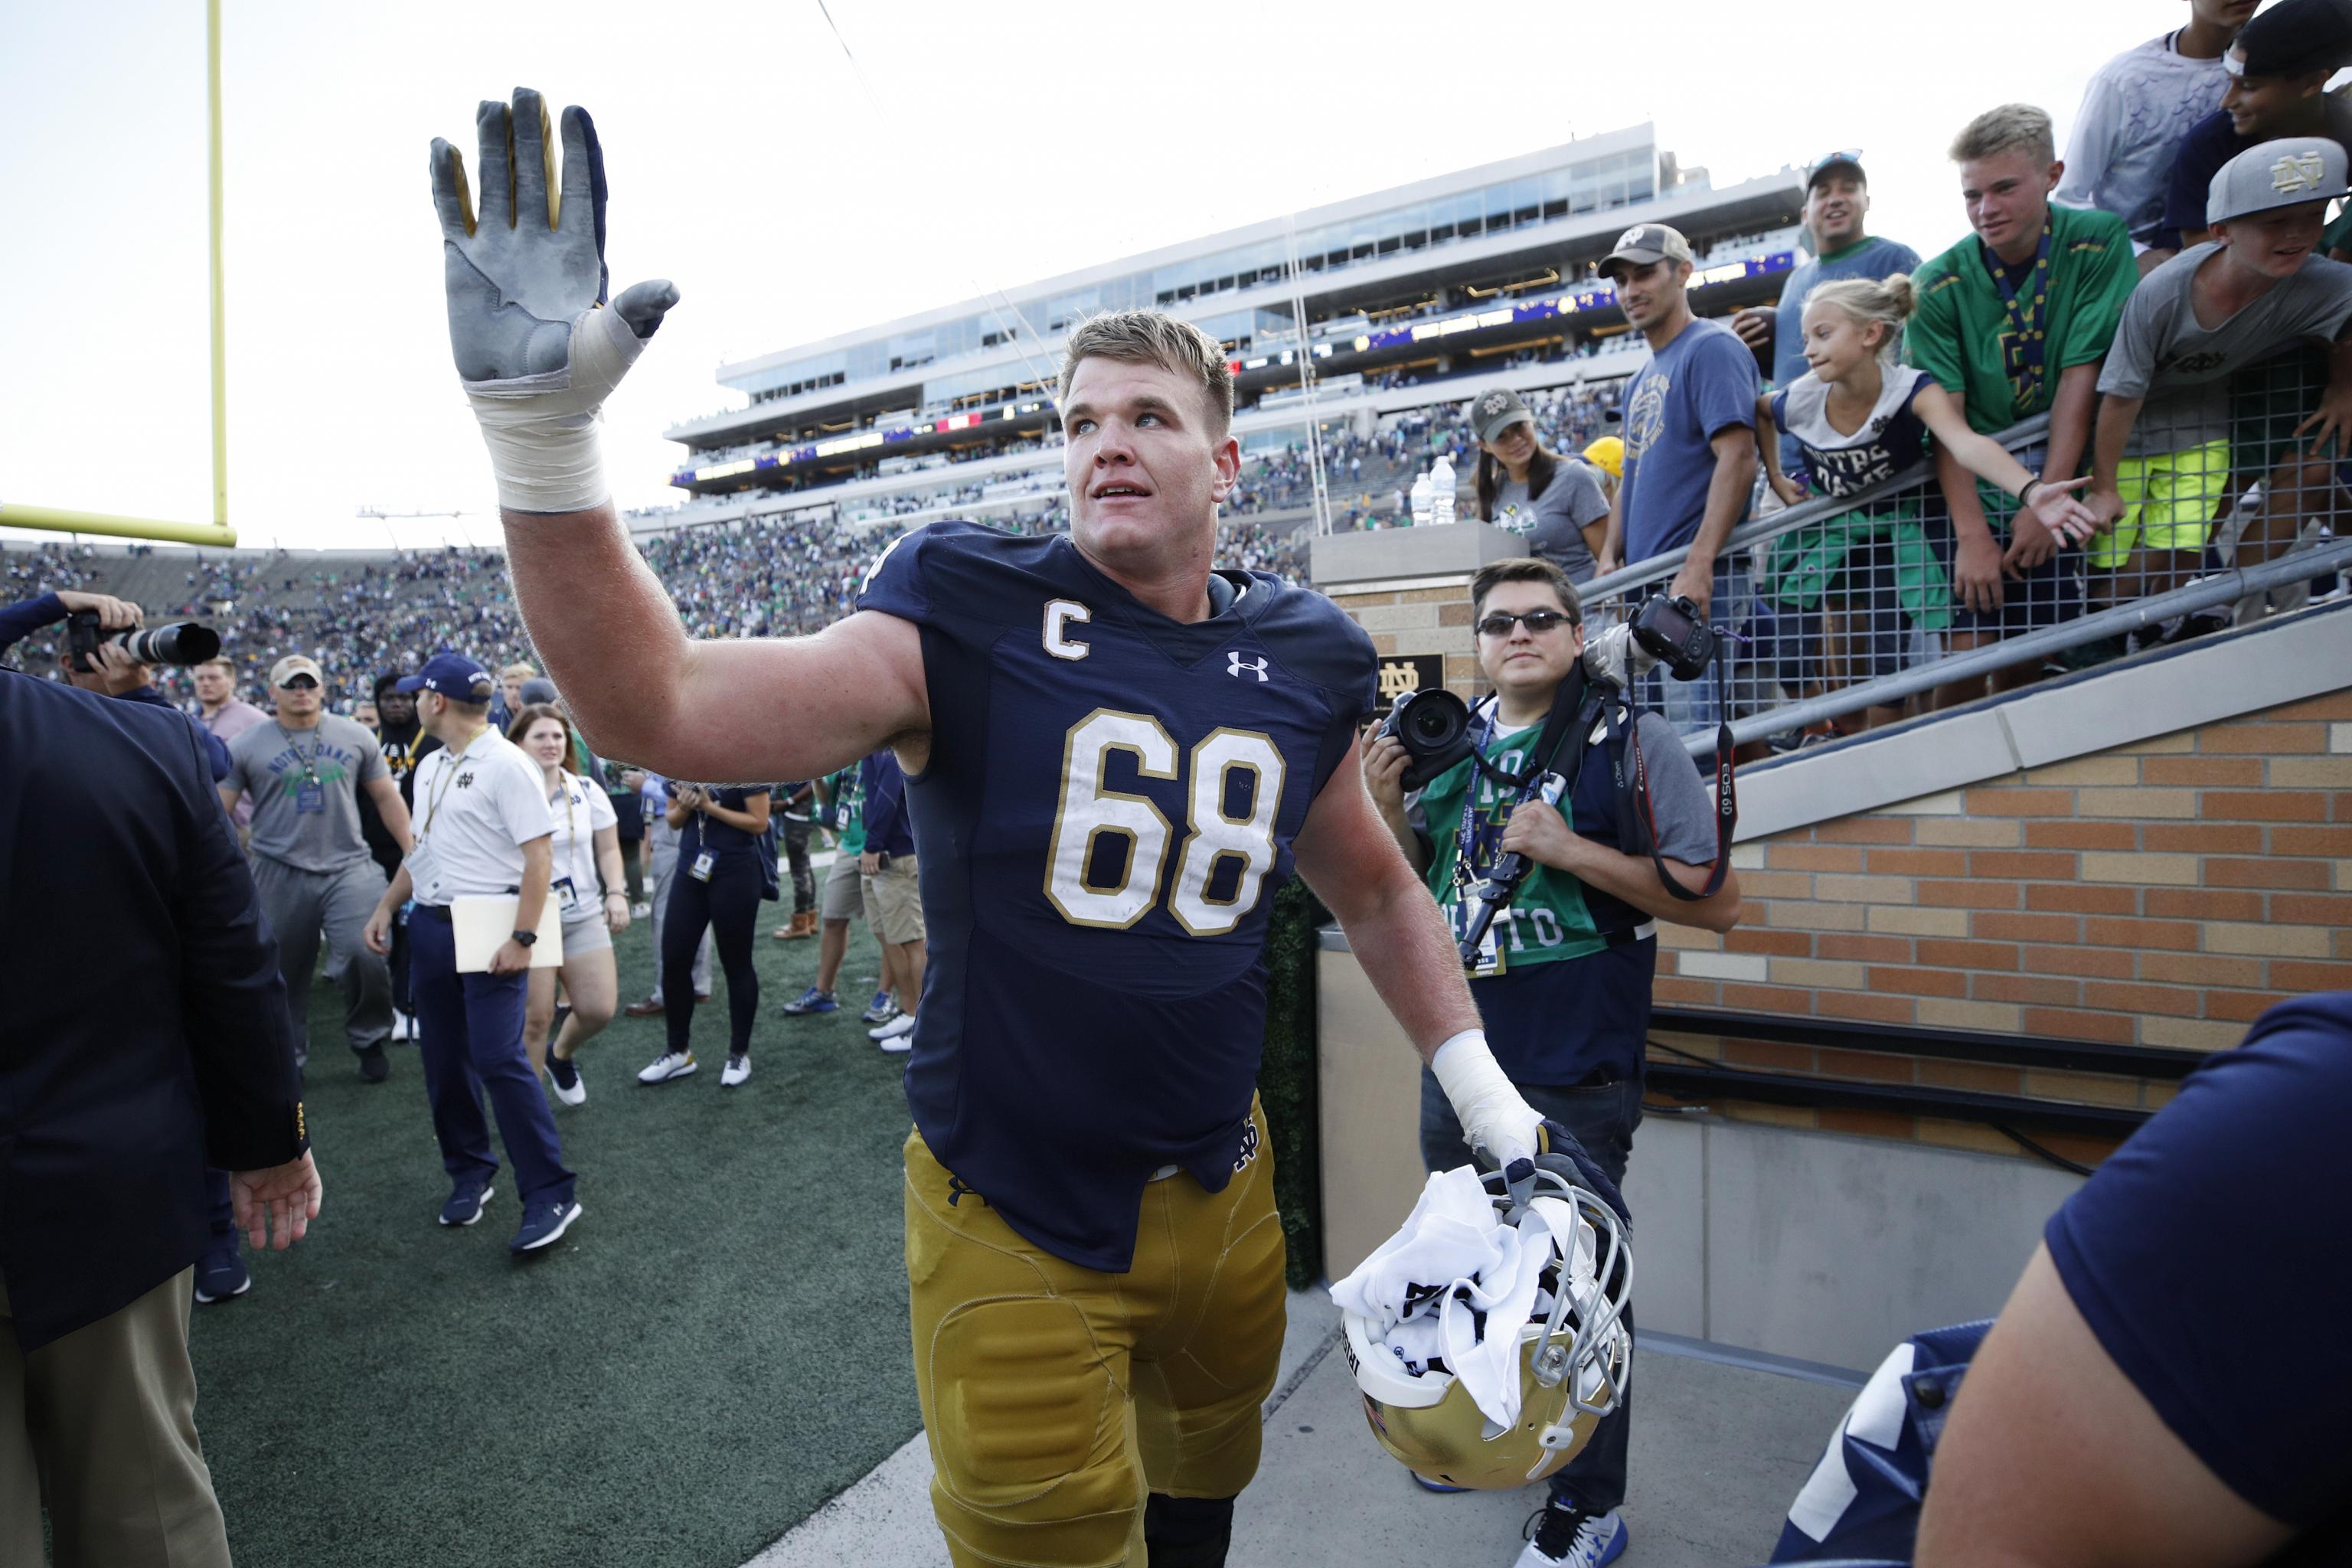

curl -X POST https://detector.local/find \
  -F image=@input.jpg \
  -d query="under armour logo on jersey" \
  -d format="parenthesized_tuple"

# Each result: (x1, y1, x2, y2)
(1228, 652, 1269, 681)
(2272, 152, 2327, 194)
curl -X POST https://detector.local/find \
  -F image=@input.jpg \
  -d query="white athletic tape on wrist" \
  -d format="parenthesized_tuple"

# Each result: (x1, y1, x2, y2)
(1431, 1030, 1541, 1163)
(462, 305, 645, 514)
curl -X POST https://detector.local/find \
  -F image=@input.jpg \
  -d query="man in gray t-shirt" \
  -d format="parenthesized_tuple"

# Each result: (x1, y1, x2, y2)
(220, 655, 414, 1080)
(2089, 137, 2352, 593)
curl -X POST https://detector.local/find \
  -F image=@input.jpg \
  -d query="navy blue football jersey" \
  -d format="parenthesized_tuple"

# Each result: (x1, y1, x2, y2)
(858, 521, 1377, 1272)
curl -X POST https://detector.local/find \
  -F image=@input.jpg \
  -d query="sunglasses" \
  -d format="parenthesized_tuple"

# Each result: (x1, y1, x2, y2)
(278, 675, 320, 691)
(1475, 609, 1576, 638)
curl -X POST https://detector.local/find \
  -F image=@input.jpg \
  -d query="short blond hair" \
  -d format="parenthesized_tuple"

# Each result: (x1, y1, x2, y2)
(1950, 104, 2055, 166)
(499, 661, 539, 681)
(1058, 310, 1233, 438)
(195, 656, 236, 676)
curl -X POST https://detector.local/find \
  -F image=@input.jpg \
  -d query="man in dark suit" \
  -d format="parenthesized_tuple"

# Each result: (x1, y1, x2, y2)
(0, 668, 322, 1568)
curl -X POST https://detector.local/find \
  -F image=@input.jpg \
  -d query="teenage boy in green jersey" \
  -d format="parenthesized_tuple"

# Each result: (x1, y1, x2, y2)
(1364, 555, 1740, 1567)
(1906, 104, 2136, 700)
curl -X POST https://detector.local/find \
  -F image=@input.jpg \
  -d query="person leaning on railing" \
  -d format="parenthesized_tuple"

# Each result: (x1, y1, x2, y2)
(1904, 104, 2136, 704)
(2087, 137, 2352, 623)
(1751, 276, 2098, 738)
(1364, 555, 1740, 1568)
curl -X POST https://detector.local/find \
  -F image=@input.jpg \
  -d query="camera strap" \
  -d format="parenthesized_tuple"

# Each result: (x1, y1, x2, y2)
(1452, 675, 1597, 884)
(1608, 661, 1736, 903)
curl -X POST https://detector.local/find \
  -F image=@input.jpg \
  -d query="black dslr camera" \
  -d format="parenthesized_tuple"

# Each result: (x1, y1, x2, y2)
(65, 612, 220, 674)
(1627, 593, 1716, 682)
(1376, 688, 1476, 789)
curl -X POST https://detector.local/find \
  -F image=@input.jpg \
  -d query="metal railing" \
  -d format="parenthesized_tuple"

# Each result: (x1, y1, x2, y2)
(1570, 345, 2345, 753)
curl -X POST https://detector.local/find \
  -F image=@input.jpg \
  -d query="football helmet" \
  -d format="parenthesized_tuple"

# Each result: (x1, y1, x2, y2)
(1341, 1148, 1632, 1491)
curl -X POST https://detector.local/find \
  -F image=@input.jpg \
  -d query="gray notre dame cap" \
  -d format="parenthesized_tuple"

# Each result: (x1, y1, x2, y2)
(1599, 223, 1694, 280)
(2208, 138, 2351, 226)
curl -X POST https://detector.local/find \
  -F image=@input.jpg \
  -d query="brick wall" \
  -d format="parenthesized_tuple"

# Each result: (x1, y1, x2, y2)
(1651, 690, 2352, 1165)
(1326, 583, 1481, 697)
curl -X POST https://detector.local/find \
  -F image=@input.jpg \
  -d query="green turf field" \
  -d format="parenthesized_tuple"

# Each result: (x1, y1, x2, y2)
(188, 900, 920, 1568)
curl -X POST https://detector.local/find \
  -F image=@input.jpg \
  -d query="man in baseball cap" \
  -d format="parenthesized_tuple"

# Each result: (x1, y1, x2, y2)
(394, 651, 501, 704)
(1598, 222, 1692, 282)
(2087, 138, 2352, 606)
(1733, 149, 1923, 479)
(270, 653, 324, 691)
(2161, 0, 2352, 253)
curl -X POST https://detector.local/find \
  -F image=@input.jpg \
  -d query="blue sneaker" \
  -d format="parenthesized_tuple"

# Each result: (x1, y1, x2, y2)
(1515, 1502, 1626, 1568)
(193, 1247, 250, 1304)
(439, 1181, 495, 1227)
(781, 986, 839, 1016)
(860, 991, 899, 1025)
(510, 1197, 584, 1254)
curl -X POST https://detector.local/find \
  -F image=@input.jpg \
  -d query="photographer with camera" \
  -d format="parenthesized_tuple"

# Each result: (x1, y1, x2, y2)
(1364, 557, 1740, 1568)
(0, 590, 234, 781)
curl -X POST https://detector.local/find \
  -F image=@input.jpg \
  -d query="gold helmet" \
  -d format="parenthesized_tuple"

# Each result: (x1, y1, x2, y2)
(1341, 1153, 1632, 1491)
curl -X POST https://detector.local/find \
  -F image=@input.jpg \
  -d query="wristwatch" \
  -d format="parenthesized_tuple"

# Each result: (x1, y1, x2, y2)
(511, 929, 537, 947)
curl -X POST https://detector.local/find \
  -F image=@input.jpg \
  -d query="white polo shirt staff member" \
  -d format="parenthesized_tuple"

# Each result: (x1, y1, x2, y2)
(363, 653, 582, 1255)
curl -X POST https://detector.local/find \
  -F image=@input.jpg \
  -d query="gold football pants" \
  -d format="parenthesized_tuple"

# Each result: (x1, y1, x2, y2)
(903, 1098, 1285, 1568)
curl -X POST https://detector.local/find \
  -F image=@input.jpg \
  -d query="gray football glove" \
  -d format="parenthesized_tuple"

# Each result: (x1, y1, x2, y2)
(430, 87, 677, 513)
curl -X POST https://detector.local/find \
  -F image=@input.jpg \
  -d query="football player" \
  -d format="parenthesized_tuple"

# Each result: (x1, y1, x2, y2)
(427, 88, 1556, 1567)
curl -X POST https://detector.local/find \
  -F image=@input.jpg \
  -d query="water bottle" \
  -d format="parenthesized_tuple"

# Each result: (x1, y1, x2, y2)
(1430, 454, 1457, 526)
(1409, 469, 1434, 528)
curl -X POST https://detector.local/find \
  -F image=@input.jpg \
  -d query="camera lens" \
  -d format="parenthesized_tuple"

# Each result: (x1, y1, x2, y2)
(126, 622, 223, 666)
(1408, 703, 1456, 744)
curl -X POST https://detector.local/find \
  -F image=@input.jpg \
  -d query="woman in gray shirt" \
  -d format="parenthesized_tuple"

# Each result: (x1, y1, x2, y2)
(1468, 386, 1611, 582)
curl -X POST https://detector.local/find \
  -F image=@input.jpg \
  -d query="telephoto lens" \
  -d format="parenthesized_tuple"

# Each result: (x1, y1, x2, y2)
(126, 622, 222, 666)
(1378, 688, 1475, 789)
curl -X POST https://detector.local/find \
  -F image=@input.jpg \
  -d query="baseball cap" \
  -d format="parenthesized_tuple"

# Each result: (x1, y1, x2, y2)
(1805, 150, 1867, 191)
(518, 677, 561, 706)
(394, 652, 498, 703)
(1581, 436, 1625, 480)
(2209, 137, 2351, 224)
(270, 654, 323, 689)
(1471, 387, 1536, 444)
(2226, 0, 2352, 77)
(1599, 223, 1694, 280)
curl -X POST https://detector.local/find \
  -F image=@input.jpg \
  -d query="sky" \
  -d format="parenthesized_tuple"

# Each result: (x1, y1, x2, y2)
(1, 0, 2190, 552)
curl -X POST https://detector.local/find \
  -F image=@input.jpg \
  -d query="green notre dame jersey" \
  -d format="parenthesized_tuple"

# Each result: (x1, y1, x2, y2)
(1906, 203, 2134, 435)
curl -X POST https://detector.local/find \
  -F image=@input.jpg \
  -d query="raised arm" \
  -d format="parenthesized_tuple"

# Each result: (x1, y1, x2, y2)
(426, 88, 928, 782)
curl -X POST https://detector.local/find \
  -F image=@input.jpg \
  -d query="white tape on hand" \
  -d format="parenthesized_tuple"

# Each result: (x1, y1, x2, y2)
(1431, 1029, 1542, 1168)
(462, 305, 647, 514)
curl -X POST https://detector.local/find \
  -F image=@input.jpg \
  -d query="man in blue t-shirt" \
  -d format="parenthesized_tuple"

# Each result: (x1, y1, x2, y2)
(1914, 993, 2352, 1563)
(1596, 222, 1761, 735)
(1733, 152, 1922, 479)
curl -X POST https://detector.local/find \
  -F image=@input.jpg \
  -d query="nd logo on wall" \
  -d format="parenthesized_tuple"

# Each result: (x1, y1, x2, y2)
(1374, 653, 1446, 717)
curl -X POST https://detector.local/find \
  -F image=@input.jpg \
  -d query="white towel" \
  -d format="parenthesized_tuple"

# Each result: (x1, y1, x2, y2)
(1331, 1165, 1557, 1431)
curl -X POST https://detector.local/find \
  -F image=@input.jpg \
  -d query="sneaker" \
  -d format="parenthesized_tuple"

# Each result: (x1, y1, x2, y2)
(1514, 1502, 1626, 1568)
(721, 1054, 752, 1087)
(509, 1197, 583, 1254)
(439, 1181, 495, 1227)
(860, 991, 900, 1025)
(630, 900, 652, 920)
(193, 1249, 250, 1303)
(869, 1013, 916, 1048)
(547, 1051, 586, 1107)
(780, 986, 839, 1016)
(390, 1009, 416, 1043)
(357, 1043, 390, 1083)
(638, 1050, 697, 1084)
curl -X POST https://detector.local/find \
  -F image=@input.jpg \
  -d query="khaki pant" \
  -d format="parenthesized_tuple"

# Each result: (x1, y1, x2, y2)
(0, 1269, 230, 1567)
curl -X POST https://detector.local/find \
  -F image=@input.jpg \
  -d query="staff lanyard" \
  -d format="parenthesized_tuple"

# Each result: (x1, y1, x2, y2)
(419, 725, 491, 841)
(276, 721, 322, 786)
(1985, 220, 2053, 414)
(550, 772, 580, 866)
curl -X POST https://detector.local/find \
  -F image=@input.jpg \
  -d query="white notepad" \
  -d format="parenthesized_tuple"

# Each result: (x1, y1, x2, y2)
(451, 894, 565, 972)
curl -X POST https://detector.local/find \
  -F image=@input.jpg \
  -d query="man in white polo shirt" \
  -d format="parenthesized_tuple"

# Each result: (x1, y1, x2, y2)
(363, 652, 581, 1254)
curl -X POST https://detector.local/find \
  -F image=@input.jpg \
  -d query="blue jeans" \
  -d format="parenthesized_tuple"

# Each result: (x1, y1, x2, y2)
(1419, 1070, 1643, 1516)
(408, 910, 577, 1207)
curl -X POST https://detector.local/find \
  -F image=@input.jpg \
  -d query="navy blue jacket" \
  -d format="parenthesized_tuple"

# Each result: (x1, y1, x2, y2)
(0, 674, 306, 1350)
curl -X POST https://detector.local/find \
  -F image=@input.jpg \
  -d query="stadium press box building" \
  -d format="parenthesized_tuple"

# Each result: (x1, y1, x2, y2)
(641, 122, 1803, 539)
